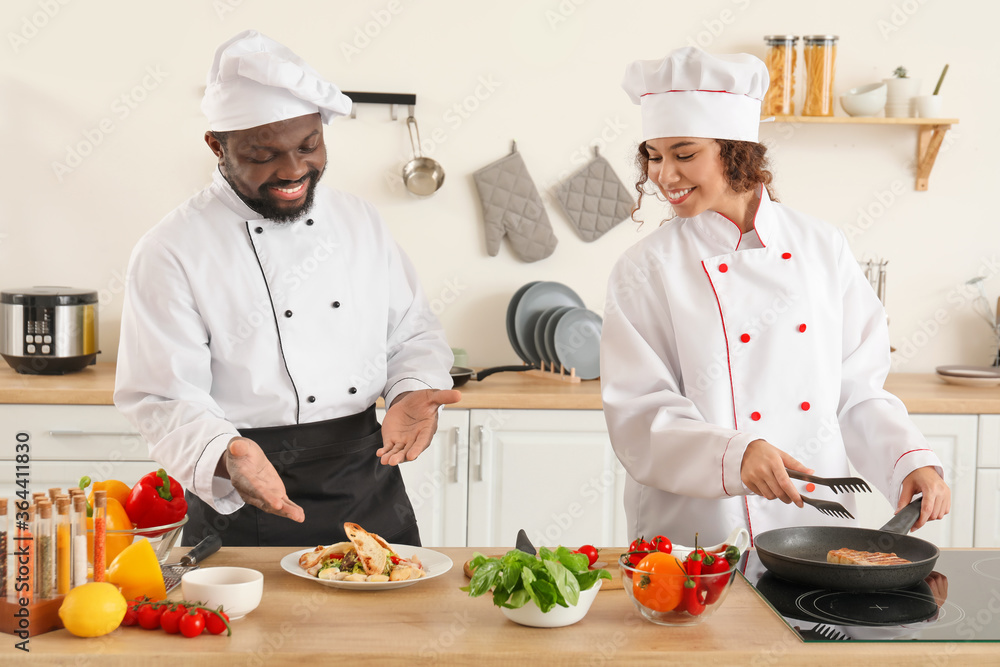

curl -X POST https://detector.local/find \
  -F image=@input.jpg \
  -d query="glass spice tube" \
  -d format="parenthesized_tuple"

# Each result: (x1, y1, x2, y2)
(72, 494, 88, 587)
(48, 488, 61, 504)
(37, 501, 54, 599)
(93, 490, 107, 583)
(802, 35, 838, 116)
(762, 35, 798, 116)
(19, 504, 35, 603)
(56, 497, 71, 595)
(0, 499, 7, 600)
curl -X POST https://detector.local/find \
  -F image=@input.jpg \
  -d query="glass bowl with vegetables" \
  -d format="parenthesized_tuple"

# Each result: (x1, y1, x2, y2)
(463, 546, 611, 628)
(619, 530, 748, 626)
(82, 468, 190, 566)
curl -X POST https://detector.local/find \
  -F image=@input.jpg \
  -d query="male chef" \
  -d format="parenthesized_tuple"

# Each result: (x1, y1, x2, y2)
(114, 30, 459, 547)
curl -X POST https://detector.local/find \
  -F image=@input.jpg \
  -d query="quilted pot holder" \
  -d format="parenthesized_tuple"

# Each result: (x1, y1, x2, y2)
(473, 142, 558, 263)
(554, 150, 635, 242)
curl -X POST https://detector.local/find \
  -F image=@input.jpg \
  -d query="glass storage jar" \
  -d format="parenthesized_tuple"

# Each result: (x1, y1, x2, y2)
(762, 35, 798, 116)
(802, 35, 838, 116)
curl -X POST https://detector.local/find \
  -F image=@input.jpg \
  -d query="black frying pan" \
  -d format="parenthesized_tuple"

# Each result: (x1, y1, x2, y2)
(449, 364, 539, 387)
(754, 499, 939, 591)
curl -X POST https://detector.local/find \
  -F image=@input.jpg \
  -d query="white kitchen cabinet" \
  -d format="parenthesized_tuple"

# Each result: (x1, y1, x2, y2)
(465, 409, 627, 549)
(974, 415, 1000, 547)
(851, 414, 978, 548)
(392, 409, 470, 547)
(0, 405, 155, 495)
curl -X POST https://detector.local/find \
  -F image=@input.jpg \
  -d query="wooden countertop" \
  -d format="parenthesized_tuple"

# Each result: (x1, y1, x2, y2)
(6, 547, 996, 666)
(1, 362, 999, 413)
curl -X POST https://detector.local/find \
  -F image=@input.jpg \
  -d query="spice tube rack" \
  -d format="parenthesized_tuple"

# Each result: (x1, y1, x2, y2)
(765, 116, 959, 190)
(0, 596, 65, 637)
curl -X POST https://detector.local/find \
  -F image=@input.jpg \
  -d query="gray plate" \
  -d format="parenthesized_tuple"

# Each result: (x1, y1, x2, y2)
(513, 282, 585, 366)
(506, 281, 541, 363)
(553, 307, 603, 380)
(935, 365, 1000, 378)
(532, 307, 563, 365)
(542, 306, 574, 368)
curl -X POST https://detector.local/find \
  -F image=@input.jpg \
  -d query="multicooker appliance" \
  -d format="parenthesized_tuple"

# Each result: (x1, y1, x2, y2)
(0, 287, 99, 374)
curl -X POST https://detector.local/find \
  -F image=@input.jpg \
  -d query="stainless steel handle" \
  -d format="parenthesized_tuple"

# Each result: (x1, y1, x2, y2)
(446, 427, 460, 484)
(49, 430, 141, 437)
(474, 425, 491, 482)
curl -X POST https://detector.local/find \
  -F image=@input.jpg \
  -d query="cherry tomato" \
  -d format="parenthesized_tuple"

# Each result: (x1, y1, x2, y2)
(578, 545, 599, 567)
(179, 610, 206, 638)
(121, 599, 144, 627)
(204, 609, 230, 636)
(160, 605, 188, 635)
(137, 603, 164, 630)
(631, 552, 686, 612)
(651, 535, 672, 554)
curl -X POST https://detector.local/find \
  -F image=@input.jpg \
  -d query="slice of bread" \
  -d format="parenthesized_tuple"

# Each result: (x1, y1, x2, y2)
(344, 522, 393, 576)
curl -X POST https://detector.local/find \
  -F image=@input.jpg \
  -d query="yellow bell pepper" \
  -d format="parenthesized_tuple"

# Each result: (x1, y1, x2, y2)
(106, 539, 167, 602)
(87, 497, 134, 567)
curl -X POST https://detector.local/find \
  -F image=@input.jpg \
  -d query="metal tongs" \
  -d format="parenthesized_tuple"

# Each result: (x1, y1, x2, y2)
(786, 468, 872, 521)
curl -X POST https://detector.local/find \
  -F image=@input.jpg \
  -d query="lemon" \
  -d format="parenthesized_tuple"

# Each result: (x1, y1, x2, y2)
(58, 582, 127, 637)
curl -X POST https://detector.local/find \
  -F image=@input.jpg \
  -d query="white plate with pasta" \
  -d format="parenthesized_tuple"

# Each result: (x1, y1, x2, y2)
(280, 544, 453, 590)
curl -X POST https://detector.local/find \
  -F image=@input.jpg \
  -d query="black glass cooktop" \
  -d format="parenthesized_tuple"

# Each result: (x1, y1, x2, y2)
(741, 550, 1000, 642)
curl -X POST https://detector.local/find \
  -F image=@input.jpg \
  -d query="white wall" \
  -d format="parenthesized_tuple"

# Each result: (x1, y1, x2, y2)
(0, 0, 994, 371)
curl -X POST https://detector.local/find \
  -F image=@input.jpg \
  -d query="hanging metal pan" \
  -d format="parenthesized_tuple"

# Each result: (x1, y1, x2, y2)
(753, 499, 939, 591)
(402, 116, 445, 196)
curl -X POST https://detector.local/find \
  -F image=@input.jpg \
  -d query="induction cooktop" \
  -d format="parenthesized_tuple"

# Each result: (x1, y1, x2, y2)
(741, 549, 1000, 642)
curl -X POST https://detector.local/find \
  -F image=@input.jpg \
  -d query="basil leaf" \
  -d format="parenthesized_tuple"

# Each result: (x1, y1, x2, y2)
(544, 559, 580, 606)
(554, 546, 589, 573)
(576, 567, 612, 590)
(530, 577, 559, 613)
(505, 588, 530, 609)
(464, 559, 502, 597)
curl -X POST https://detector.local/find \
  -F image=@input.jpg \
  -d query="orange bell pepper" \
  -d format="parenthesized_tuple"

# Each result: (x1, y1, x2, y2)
(87, 479, 133, 514)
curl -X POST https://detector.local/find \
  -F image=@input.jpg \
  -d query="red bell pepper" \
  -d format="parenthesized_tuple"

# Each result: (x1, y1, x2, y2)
(126, 468, 188, 531)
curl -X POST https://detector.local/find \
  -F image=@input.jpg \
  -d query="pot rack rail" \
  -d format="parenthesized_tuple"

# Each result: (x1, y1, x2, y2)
(768, 116, 959, 191)
(342, 91, 416, 120)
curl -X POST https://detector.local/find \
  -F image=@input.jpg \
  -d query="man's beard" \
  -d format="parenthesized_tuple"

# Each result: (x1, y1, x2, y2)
(223, 157, 325, 223)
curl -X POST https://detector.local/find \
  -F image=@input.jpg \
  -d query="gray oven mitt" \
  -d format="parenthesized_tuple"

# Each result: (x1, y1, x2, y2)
(554, 152, 634, 242)
(473, 143, 558, 263)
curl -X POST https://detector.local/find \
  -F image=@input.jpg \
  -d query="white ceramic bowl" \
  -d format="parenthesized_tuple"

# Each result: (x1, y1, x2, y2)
(181, 566, 263, 620)
(840, 83, 887, 117)
(499, 579, 601, 628)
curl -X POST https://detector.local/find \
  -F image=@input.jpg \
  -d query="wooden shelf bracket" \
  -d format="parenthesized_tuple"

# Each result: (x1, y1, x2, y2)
(915, 123, 951, 191)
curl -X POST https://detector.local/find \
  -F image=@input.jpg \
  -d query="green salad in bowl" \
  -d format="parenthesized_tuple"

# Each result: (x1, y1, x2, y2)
(462, 546, 611, 627)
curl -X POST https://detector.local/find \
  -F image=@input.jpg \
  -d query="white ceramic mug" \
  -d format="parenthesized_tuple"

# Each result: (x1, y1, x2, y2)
(914, 95, 944, 118)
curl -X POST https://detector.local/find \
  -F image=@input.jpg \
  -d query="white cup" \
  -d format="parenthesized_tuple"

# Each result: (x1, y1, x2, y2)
(914, 95, 944, 118)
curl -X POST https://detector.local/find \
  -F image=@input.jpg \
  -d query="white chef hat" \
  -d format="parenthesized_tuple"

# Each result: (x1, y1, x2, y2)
(622, 46, 769, 143)
(201, 30, 353, 132)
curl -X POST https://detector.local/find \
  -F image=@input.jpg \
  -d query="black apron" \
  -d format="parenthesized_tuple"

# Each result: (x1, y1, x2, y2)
(182, 405, 420, 547)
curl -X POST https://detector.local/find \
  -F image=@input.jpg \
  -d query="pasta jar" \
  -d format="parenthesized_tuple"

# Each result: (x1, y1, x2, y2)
(802, 35, 838, 116)
(762, 35, 798, 116)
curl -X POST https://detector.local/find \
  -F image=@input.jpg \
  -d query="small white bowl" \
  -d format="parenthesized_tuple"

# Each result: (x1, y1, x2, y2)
(840, 83, 887, 117)
(500, 579, 601, 628)
(181, 566, 263, 620)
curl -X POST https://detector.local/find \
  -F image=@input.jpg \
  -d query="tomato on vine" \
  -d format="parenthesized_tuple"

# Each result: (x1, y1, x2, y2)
(179, 609, 206, 638)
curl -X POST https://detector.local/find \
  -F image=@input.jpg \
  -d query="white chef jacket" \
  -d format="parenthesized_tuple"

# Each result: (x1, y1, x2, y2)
(600, 188, 942, 545)
(114, 170, 453, 514)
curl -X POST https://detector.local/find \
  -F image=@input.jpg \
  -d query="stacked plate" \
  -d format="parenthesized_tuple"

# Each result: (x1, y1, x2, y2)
(935, 365, 1000, 387)
(506, 281, 603, 380)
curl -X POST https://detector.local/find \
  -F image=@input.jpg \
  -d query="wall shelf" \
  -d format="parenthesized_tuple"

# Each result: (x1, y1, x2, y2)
(767, 115, 959, 191)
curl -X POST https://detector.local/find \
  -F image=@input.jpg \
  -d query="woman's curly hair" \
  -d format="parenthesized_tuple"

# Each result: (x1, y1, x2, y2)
(631, 139, 776, 223)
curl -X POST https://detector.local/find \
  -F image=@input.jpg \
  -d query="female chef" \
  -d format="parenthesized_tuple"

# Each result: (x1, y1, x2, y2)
(600, 47, 951, 546)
